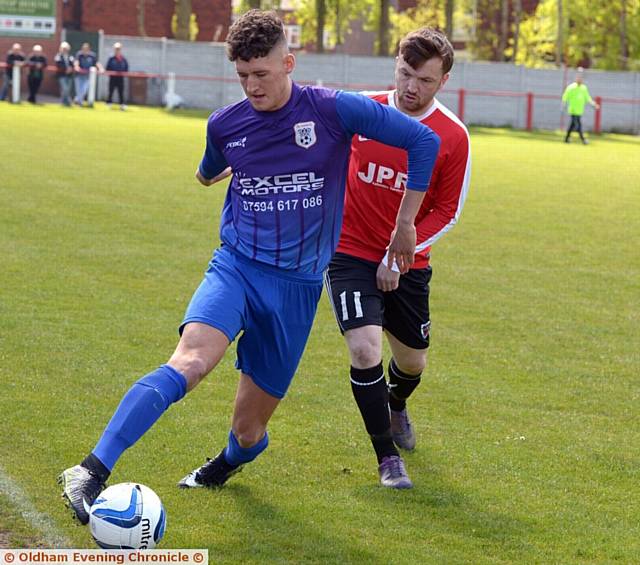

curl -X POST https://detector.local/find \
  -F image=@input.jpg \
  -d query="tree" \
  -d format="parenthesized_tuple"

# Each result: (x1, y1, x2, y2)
(390, 0, 443, 50)
(174, 0, 192, 41)
(316, 0, 326, 53)
(137, 0, 146, 36)
(235, 0, 281, 13)
(620, 0, 629, 69)
(291, 0, 374, 53)
(498, 0, 508, 61)
(467, 0, 501, 60)
(556, 0, 563, 66)
(445, 0, 455, 40)
(516, 0, 640, 70)
(378, 0, 391, 55)
(512, 0, 522, 61)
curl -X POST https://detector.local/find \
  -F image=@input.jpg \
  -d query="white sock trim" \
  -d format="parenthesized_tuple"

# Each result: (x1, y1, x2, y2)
(350, 372, 385, 386)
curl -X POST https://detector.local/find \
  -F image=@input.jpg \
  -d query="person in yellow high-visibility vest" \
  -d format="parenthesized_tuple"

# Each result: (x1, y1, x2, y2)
(562, 70, 599, 144)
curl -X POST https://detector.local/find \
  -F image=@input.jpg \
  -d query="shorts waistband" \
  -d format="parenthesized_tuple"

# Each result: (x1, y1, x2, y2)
(219, 246, 324, 285)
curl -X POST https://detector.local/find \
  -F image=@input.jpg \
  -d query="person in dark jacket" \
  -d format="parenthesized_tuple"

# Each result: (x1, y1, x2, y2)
(106, 42, 129, 110)
(0, 43, 26, 102)
(27, 45, 48, 104)
(54, 41, 74, 106)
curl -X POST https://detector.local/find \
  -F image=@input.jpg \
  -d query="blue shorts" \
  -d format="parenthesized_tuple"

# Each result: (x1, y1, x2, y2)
(181, 246, 323, 399)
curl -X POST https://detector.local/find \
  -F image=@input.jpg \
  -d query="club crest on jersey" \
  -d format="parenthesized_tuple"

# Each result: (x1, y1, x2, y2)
(294, 121, 317, 149)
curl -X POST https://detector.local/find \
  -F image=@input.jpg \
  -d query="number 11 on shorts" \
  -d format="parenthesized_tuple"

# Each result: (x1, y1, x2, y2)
(339, 291, 363, 321)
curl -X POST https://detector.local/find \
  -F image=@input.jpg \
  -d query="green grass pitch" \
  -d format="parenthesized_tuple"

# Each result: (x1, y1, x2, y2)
(0, 102, 639, 563)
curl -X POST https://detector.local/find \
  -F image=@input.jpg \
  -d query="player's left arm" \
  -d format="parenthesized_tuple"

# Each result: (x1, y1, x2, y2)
(414, 132, 471, 252)
(335, 91, 441, 273)
(585, 86, 599, 109)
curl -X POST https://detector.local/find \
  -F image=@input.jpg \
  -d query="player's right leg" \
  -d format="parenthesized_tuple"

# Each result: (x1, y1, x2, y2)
(60, 247, 245, 523)
(326, 253, 412, 489)
(59, 323, 230, 524)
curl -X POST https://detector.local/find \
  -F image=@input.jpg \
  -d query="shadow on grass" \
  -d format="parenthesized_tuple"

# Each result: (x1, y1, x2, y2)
(349, 467, 532, 559)
(163, 108, 212, 121)
(222, 484, 385, 564)
(470, 126, 640, 147)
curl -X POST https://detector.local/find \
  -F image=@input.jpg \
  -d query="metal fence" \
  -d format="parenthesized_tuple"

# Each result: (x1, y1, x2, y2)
(97, 33, 640, 134)
(5, 31, 640, 134)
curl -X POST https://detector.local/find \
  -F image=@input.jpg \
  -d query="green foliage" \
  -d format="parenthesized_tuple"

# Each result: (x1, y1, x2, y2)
(290, 0, 374, 50)
(1, 103, 640, 561)
(517, 0, 640, 69)
(513, 0, 556, 67)
(234, 0, 282, 15)
(361, 0, 392, 55)
(390, 1, 442, 54)
(171, 12, 199, 41)
(465, 0, 501, 61)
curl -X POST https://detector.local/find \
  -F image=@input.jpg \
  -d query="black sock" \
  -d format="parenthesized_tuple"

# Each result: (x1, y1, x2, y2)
(81, 453, 111, 483)
(350, 364, 398, 463)
(388, 359, 422, 412)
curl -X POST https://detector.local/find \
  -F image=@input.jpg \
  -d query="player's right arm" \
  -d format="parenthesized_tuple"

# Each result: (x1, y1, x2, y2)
(196, 116, 230, 186)
(196, 166, 232, 186)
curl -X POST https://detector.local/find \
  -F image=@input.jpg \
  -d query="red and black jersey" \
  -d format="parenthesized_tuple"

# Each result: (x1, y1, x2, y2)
(336, 91, 471, 269)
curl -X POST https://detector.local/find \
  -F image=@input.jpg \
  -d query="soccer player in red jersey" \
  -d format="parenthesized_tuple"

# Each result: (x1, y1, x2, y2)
(326, 27, 471, 488)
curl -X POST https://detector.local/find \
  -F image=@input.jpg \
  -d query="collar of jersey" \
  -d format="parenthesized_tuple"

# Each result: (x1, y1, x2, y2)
(250, 81, 301, 119)
(387, 90, 439, 121)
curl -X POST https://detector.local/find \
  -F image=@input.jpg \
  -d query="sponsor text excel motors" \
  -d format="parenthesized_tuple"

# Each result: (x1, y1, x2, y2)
(237, 172, 325, 196)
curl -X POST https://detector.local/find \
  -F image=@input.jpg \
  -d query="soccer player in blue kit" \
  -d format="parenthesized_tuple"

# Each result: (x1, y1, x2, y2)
(59, 9, 440, 524)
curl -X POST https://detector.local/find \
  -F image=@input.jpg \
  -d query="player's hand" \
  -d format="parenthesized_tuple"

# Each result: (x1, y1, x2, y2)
(377, 261, 400, 292)
(387, 221, 416, 274)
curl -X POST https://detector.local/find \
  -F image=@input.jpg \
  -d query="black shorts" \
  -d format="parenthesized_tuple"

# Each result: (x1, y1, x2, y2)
(325, 252, 432, 349)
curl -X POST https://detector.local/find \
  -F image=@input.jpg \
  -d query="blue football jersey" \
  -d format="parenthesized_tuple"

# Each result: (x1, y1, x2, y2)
(199, 83, 440, 276)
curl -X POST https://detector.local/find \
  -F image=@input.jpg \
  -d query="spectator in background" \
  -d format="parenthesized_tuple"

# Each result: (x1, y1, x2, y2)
(0, 43, 26, 102)
(54, 42, 75, 107)
(74, 42, 102, 107)
(106, 42, 129, 110)
(27, 45, 48, 104)
(563, 69, 599, 145)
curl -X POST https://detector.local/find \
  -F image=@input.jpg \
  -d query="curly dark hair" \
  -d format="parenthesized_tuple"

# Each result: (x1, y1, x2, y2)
(399, 28, 454, 74)
(226, 10, 286, 62)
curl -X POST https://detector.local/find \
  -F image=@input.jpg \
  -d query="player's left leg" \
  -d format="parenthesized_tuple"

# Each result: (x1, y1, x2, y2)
(179, 373, 280, 488)
(385, 332, 426, 451)
(576, 116, 587, 144)
(383, 266, 432, 451)
(180, 256, 323, 489)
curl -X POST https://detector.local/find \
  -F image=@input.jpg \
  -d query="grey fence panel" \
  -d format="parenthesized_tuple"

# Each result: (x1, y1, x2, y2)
(101, 34, 640, 133)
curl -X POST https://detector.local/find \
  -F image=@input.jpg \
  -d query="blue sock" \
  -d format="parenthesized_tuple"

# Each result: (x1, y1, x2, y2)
(223, 429, 269, 467)
(92, 365, 187, 471)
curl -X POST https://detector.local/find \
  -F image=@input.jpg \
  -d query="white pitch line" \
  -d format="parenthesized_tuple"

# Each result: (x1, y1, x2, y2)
(0, 464, 71, 548)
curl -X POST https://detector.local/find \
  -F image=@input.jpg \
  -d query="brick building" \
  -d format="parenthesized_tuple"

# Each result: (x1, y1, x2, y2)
(0, 0, 65, 98)
(62, 0, 232, 42)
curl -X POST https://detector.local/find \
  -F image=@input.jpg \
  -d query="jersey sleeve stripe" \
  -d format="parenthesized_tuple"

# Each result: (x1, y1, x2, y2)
(416, 151, 471, 252)
(416, 106, 471, 253)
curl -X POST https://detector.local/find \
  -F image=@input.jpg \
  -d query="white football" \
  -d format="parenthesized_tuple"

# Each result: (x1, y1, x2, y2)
(89, 482, 166, 549)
